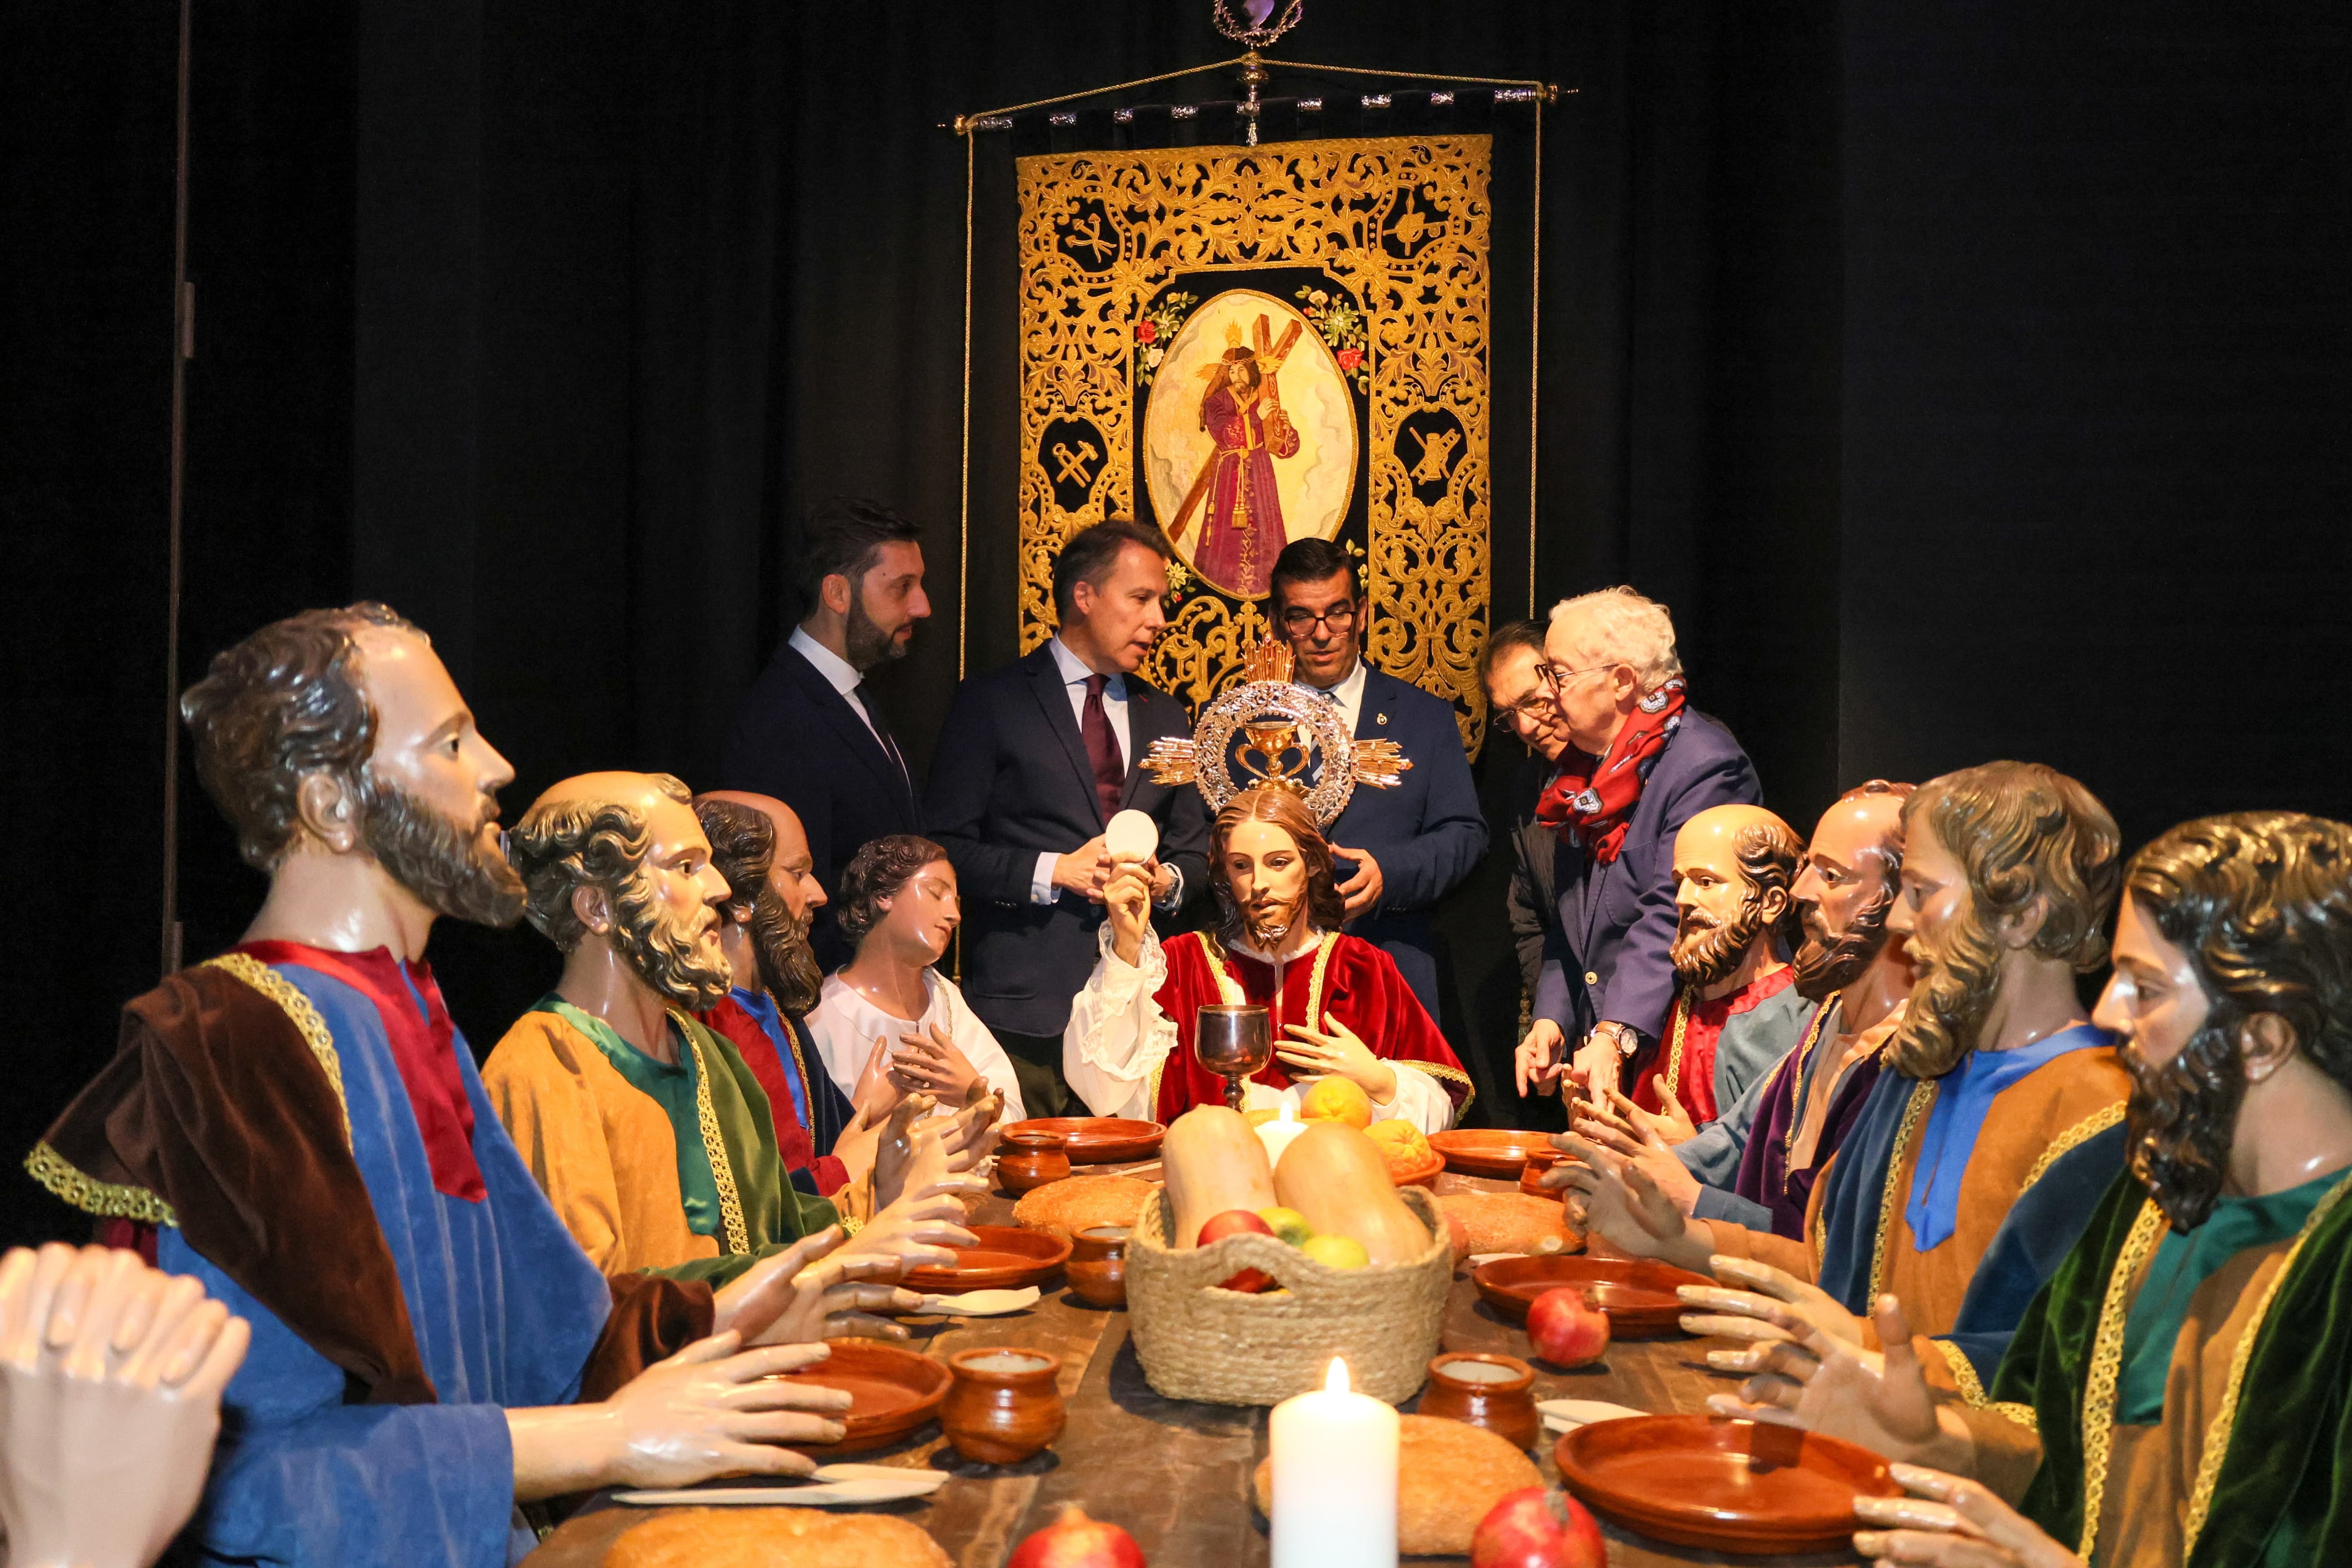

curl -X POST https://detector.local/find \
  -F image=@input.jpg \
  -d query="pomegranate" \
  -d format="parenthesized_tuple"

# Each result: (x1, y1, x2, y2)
(1525, 1286, 1610, 1368)
(1470, 1486, 1606, 1568)
(1008, 1503, 1149, 1568)
(1198, 1209, 1277, 1292)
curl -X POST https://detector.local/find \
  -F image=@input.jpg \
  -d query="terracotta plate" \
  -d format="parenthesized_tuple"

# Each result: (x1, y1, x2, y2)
(1429, 1129, 1555, 1179)
(1556, 1415, 1900, 1553)
(1473, 1255, 1713, 1337)
(1001, 1116, 1165, 1165)
(903, 1224, 1073, 1293)
(1387, 1147, 1445, 1188)
(771, 1340, 952, 1455)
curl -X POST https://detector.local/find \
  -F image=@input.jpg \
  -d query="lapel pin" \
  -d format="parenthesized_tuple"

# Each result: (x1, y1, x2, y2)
(1376, 712, 1389, 726)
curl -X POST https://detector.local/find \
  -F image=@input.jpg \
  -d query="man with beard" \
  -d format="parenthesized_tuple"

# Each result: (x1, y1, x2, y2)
(1703, 812, 2352, 1568)
(486, 773, 999, 1282)
(691, 792, 858, 1196)
(721, 497, 929, 968)
(1579, 783, 1917, 1240)
(29, 605, 959, 1568)
(1062, 785, 1471, 1129)
(1552, 761, 2132, 1371)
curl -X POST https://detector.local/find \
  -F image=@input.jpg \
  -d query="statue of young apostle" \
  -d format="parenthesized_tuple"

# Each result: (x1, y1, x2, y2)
(1062, 784, 1471, 1130)
(1552, 761, 2132, 1378)
(1706, 812, 2352, 1568)
(30, 604, 959, 1568)
(1581, 782, 1917, 1240)
(485, 772, 999, 1281)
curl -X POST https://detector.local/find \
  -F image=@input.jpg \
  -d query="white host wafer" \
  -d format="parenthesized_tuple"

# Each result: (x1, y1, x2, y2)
(1104, 807, 1160, 862)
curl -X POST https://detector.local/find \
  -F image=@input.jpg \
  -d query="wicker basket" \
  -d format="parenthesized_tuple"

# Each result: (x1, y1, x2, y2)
(1124, 1184, 1453, 1406)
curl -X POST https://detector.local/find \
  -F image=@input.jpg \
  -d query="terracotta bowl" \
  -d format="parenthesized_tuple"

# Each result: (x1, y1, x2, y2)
(1430, 1129, 1555, 1179)
(770, 1339, 951, 1455)
(904, 1225, 1073, 1294)
(941, 1346, 1066, 1465)
(1388, 1146, 1446, 1188)
(1556, 1414, 1902, 1553)
(999, 1116, 1165, 1165)
(1066, 1224, 1130, 1308)
(1519, 1150, 1566, 1196)
(1472, 1255, 1714, 1337)
(994, 1128, 1073, 1195)
(1420, 1351, 1540, 1451)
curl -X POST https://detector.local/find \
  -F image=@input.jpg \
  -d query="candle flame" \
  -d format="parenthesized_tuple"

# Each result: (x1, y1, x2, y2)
(1325, 1357, 1350, 1394)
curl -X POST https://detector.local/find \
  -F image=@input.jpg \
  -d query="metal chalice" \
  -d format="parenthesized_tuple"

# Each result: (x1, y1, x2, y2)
(1194, 1004, 1273, 1113)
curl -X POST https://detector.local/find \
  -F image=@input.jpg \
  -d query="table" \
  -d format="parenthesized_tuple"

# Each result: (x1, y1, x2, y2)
(526, 1168, 1865, 1568)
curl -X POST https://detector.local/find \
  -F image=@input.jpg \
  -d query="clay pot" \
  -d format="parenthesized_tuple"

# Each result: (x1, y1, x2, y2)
(1066, 1224, 1130, 1308)
(942, 1347, 1065, 1465)
(1420, 1351, 1541, 1451)
(1520, 1151, 1566, 1196)
(996, 1129, 1073, 1195)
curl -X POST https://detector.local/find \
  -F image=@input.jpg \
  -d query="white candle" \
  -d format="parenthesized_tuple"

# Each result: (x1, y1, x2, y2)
(1257, 1101, 1308, 1168)
(1270, 1358, 1398, 1568)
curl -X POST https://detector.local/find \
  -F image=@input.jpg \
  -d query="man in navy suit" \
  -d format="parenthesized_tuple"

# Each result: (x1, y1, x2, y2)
(720, 496, 929, 968)
(1511, 586, 1763, 1102)
(924, 520, 1210, 1116)
(1267, 539, 1488, 1027)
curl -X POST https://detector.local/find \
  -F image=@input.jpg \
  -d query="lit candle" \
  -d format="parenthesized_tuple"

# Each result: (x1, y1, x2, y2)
(1257, 1101, 1308, 1168)
(1270, 1358, 1398, 1568)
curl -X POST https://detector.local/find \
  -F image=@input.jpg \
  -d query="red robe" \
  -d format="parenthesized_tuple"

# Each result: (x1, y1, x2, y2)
(1190, 386, 1297, 598)
(1148, 930, 1472, 1122)
(1628, 964, 1797, 1123)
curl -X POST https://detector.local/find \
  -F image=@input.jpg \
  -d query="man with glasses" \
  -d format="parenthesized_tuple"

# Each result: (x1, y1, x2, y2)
(1482, 620, 1575, 1127)
(1267, 537, 1487, 1027)
(1513, 586, 1763, 1103)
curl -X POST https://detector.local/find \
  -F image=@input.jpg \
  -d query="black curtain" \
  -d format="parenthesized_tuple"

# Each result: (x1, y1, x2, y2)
(5, 1, 2345, 1243)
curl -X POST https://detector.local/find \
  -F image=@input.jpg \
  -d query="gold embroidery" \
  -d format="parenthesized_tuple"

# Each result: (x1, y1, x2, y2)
(1017, 138, 1494, 751)
(206, 952, 352, 1147)
(23, 1143, 177, 1226)
(1659, 989, 1693, 1104)
(1303, 931, 1340, 1033)
(680, 1021, 752, 1258)
(2019, 1104, 2126, 1195)
(1867, 1079, 1937, 1306)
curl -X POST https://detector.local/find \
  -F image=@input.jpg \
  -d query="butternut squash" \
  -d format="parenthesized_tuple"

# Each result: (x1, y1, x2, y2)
(1273, 1121, 1435, 1266)
(1161, 1106, 1278, 1250)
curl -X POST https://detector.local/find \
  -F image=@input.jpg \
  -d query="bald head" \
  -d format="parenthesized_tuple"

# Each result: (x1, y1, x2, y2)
(1670, 804, 1804, 990)
(692, 789, 826, 918)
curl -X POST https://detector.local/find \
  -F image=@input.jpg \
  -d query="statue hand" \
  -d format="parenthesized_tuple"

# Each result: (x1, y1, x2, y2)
(1679, 1254, 1866, 1348)
(1852, 1464, 2085, 1568)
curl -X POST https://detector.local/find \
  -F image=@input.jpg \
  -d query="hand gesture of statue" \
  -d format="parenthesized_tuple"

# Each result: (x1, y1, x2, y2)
(1542, 1134, 1716, 1273)
(595, 1332, 854, 1487)
(1851, 1464, 2084, 1568)
(1676, 1254, 1867, 1352)
(1104, 856, 1156, 966)
(1702, 1295, 1973, 1473)
(1277, 1014, 1398, 1104)
(1571, 1086, 1704, 1214)
(888, 1023, 983, 1105)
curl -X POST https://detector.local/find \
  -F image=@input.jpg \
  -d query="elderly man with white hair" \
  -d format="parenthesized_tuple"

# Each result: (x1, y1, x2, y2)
(1512, 586, 1764, 1104)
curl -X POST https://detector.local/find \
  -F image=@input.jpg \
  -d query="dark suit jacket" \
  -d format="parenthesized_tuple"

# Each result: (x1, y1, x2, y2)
(1323, 665, 1489, 1019)
(1504, 750, 1563, 1000)
(923, 645, 1211, 1038)
(1532, 709, 1763, 1044)
(719, 643, 922, 968)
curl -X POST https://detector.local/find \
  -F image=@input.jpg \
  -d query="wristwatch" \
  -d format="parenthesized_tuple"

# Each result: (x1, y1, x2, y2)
(1593, 1020, 1641, 1059)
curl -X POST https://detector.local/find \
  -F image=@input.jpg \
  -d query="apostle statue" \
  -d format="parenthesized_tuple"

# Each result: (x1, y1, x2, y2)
(1062, 783, 1471, 1130)
(1552, 760, 2132, 1379)
(30, 604, 968, 1568)
(1709, 811, 2352, 1568)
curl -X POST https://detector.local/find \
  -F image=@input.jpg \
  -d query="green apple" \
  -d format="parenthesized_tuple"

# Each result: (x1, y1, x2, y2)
(1257, 1206, 1314, 1246)
(1299, 1234, 1370, 1270)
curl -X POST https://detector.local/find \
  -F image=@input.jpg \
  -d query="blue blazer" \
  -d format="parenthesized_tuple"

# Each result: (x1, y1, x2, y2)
(719, 643, 922, 968)
(923, 645, 1211, 1038)
(1532, 709, 1762, 1043)
(1322, 665, 1489, 1019)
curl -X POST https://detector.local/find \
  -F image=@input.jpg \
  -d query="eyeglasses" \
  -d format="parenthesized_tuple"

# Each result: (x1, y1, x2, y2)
(1280, 603, 1358, 635)
(1537, 660, 1622, 696)
(1488, 693, 1558, 734)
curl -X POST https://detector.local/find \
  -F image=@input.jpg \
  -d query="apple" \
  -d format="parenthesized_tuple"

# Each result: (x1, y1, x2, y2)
(1526, 1287, 1610, 1368)
(1470, 1486, 1605, 1568)
(1198, 1208, 1276, 1293)
(1008, 1503, 1149, 1568)
(1257, 1206, 1314, 1245)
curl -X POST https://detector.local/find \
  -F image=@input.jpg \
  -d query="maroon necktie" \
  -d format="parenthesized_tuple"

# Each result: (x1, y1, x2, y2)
(1081, 674, 1125, 823)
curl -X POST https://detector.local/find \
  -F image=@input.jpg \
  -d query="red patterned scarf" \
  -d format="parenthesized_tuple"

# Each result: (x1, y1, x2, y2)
(1534, 678, 1688, 863)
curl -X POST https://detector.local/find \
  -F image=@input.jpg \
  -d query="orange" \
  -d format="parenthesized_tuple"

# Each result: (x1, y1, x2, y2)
(1298, 1075, 1374, 1129)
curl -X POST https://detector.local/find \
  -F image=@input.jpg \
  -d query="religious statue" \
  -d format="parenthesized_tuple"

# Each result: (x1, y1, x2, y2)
(1168, 316, 1303, 598)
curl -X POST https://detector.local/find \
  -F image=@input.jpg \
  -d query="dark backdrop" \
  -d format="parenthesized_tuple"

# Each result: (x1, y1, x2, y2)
(4, 1, 2345, 1245)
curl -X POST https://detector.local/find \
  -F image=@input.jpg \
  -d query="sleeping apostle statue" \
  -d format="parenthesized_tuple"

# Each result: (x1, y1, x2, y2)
(1551, 761, 2133, 1387)
(28, 604, 973, 1568)
(1062, 783, 1471, 1130)
(485, 772, 1000, 1281)
(1699, 811, 2352, 1568)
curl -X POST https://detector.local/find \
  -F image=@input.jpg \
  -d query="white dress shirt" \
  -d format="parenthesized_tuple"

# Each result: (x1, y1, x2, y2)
(1309, 654, 1370, 735)
(1031, 637, 1184, 907)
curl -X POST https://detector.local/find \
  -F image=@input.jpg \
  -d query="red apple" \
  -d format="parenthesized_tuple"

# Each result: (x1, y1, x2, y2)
(1470, 1486, 1606, 1568)
(1198, 1208, 1276, 1292)
(1008, 1503, 1149, 1568)
(1525, 1286, 1610, 1368)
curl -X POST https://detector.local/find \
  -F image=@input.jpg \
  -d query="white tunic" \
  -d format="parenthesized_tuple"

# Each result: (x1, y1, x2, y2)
(806, 970, 1029, 1124)
(1059, 923, 1456, 1133)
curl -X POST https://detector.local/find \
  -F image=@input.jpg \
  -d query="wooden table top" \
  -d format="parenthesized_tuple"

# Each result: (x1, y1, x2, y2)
(526, 1167, 1864, 1568)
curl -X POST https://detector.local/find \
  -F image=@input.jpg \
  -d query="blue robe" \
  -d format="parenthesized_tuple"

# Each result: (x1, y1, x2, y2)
(162, 960, 612, 1568)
